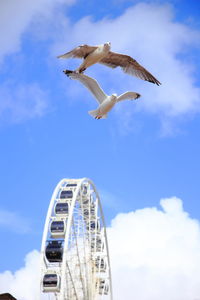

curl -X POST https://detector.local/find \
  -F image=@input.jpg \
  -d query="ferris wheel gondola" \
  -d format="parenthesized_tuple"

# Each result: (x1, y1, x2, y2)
(40, 178, 113, 300)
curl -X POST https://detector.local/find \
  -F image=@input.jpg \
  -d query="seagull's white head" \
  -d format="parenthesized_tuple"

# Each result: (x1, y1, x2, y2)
(104, 42, 111, 51)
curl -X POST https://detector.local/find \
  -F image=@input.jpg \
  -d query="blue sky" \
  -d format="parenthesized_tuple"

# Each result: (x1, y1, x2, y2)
(0, 0, 200, 298)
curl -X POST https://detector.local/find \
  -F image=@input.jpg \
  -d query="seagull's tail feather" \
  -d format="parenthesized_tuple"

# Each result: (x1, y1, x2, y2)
(88, 109, 99, 118)
(88, 109, 107, 119)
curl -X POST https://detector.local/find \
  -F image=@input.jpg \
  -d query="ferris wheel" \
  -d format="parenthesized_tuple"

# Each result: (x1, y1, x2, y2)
(40, 178, 113, 300)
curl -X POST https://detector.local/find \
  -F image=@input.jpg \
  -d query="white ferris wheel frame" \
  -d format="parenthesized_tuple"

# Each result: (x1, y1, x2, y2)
(40, 178, 113, 300)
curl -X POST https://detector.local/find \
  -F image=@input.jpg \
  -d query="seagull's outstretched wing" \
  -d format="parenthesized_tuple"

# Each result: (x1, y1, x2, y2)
(117, 91, 141, 102)
(67, 72, 108, 104)
(57, 45, 97, 59)
(100, 51, 161, 85)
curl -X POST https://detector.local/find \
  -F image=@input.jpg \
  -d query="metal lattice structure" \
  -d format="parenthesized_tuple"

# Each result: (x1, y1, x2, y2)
(40, 178, 113, 300)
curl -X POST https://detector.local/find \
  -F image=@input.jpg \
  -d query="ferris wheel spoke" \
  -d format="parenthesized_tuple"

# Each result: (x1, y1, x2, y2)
(71, 218, 87, 299)
(80, 203, 91, 299)
(66, 259, 80, 300)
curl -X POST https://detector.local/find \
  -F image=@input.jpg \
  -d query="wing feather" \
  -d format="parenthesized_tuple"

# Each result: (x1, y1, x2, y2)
(57, 45, 98, 59)
(67, 72, 107, 104)
(100, 51, 161, 85)
(117, 91, 141, 102)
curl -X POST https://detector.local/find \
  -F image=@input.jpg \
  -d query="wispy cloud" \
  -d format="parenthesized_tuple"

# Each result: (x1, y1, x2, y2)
(0, 209, 31, 234)
(0, 82, 49, 124)
(99, 189, 120, 211)
(0, 0, 75, 64)
(0, 0, 78, 125)
(53, 2, 200, 134)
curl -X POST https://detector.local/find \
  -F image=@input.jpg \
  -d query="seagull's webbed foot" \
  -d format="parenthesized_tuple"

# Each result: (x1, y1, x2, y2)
(63, 69, 74, 76)
(75, 67, 86, 74)
(80, 68, 86, 73)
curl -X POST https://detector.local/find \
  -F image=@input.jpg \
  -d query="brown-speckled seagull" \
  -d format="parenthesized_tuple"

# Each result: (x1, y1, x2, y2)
(57, 42, 161, 85)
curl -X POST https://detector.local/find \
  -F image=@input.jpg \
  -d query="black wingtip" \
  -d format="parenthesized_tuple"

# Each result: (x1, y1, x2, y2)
(156, 81, 161, 86)
(148, 79, 161, 86)
(136, 93, 141, 99)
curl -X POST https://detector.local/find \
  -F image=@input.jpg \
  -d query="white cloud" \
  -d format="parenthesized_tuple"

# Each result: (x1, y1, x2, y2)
(0, 0, 75, 63)
(107, 196, 200, 299)
(0, 209, 31, 234)
(1, 197, 200, 299)
(0, 250, 40, 300)
(0, 82, 49, 123)
(54, 3, 200, 133)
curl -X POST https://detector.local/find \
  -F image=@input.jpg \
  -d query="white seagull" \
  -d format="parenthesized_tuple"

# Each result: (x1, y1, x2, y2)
(64, 70, 141, 119)
(58, 42, 161, 85)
